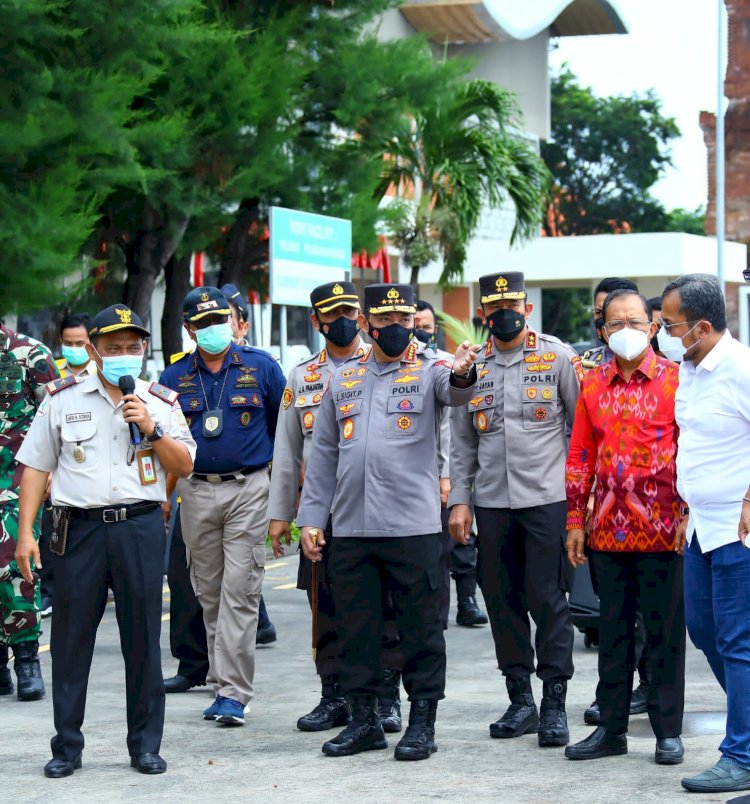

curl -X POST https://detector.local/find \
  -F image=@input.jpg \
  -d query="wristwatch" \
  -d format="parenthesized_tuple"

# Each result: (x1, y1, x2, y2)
(148, 422, 164, 442)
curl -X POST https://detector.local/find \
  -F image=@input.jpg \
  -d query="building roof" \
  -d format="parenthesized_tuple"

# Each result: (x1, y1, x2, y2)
(400, 0, 628, 44)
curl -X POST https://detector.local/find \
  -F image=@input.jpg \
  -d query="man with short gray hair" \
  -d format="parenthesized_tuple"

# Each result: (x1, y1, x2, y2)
(660, 274, 750, 793)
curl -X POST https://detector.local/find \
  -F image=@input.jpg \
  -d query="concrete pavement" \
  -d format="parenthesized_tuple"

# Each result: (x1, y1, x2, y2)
(1, 553, 734, 803)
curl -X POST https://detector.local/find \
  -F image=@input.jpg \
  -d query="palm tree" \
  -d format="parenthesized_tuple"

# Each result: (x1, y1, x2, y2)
(375, 78, 549, 289)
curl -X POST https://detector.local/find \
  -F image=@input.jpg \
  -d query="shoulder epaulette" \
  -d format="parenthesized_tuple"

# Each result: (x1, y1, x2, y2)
(46, 375, 77, 395)
(525, 331, 538, 350)
(169, 350, 190, 365)
(148, 382, 179, 405)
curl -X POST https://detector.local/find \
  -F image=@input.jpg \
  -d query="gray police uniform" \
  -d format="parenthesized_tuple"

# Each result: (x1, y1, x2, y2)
(16, 372, 196, 763)
(297, 340, 476, 699)
(448, 330, 579, 682)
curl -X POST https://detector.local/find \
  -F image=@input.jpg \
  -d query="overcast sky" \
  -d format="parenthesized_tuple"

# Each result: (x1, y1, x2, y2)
(549, 0, 722, 213)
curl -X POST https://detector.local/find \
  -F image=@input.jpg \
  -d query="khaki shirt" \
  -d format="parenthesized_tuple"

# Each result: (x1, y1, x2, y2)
(297, 341, 475, 538)
(266, 340, 367, 523)
(16, 374, 196, 507)
(448, 331, 580, 510)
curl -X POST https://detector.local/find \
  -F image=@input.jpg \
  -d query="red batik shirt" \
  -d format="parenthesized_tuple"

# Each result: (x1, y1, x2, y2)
(566, 348, 682, 552)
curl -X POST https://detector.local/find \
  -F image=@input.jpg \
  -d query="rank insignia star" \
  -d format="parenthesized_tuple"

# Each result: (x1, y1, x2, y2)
(189, 398, 200, 409)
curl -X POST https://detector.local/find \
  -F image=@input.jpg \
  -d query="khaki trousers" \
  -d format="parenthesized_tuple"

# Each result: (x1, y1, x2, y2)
(178, 469, 269, 705)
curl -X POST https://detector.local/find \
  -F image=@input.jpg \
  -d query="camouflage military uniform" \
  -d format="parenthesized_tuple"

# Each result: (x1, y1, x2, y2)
(0, 324, 59, 645)
(580, 344, 613, 373)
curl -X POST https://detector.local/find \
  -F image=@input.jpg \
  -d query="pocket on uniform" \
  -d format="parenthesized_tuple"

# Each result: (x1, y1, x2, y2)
(522, 401, 554, 430)
(179, 395, 204, 414)
(248, 545, 265, 596)
(387, 410, 423, 438)
(60, 421, 98, 467)
(472, 408, 493, 434)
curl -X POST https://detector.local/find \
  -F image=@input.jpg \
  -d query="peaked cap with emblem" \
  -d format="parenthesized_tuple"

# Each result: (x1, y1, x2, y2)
(183, 286, 232, 323)
(310, 281, 360, 314)
(89, 305, 150, 338)
(479, 271, 526, 305)
(365, 283, 416, 315)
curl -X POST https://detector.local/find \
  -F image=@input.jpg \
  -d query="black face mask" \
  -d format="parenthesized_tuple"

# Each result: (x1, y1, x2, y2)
(414, 328, 436, 349)
(369, 322, 415, 358)
(650, 332, 660, 353)
(319, 314, 359, 348)
(487, 309, 525, 343)
(594, 316, 608, 346)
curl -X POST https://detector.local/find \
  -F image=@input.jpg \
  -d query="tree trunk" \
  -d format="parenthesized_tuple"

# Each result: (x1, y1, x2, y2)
(409, 263, 420, 296)
(161, 252, 193, 363)
(123, 199, 190, 327)
(217, 197, 263, 288)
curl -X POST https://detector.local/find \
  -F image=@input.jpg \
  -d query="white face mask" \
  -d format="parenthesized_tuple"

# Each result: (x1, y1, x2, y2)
(656, 323, 699, 363)
(607, 328, 649, 361)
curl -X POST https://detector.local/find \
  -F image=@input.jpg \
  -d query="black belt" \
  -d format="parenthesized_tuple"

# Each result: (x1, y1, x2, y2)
(192, 464, 268, 484)
(68, 501, 162, 523)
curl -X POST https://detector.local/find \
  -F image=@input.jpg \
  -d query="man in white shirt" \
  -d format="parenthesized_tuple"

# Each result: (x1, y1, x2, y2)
(660, 273, 750, 794)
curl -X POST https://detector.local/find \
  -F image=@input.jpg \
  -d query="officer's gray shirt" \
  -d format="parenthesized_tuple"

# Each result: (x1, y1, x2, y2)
(448, 331, 579, 510)
(297, 343, 475, 537)
(431, 346, 453, 480)
(266, 339, 367, 523)
(17, 374, 197, 507)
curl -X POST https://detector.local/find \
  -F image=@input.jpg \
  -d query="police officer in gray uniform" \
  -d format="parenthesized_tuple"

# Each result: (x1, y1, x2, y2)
(267, 280, 368, 730)
(297, 283, 479, 762)
(449, 271, 579, 749)
(15, 304, 196, 778)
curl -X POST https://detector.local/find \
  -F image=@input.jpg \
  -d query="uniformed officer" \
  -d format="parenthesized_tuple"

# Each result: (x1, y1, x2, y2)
(297, 283, 479, 761)
(448, 271, 579, 748)
(267, 281, 372, 731)
(159, 287, 285, 727)
(415, 300, 488, 629)
(15, 304, 196, 778)
(221, 282, 276, 644)
(0, 318, 58, 701)
(56, 312, 96, 378)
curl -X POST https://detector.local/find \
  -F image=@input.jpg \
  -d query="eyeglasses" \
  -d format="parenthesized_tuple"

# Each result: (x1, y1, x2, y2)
(603, 319, 651, 334)
(658, 318, 699, 331)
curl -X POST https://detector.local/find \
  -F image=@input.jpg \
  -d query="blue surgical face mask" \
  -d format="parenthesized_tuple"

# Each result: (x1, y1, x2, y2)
(196, 322, 233, 354)
(61, 345, 89, 366)
(96, 353, 144, 386)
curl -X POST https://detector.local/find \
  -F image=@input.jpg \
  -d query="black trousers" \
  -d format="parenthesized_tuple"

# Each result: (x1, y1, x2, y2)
(166, 512, 208, 683)
(297, 523, 404, 681)
(50, 509, 165, 761)
(475, 503, 574, 681)
(39, 504, 54, 600)
(330, 534, 445, 701)
(591, 550, 685, 737)
(439, 507, 478, 628)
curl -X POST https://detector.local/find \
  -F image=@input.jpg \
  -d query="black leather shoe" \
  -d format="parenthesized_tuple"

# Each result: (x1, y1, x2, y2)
(565, 727, 627, 760)
(538, 680, 569, 747)
(322, 694, 387, 757)
(490, 677, 539, 738)
(256, 623, 277, 645)
(394, 700, 438, 761)
(130, 753, 167, 774)
(456, 596, 489, 627)
(584, 700, 601, 725)
(44, 756, 82, 778)
(655, 736, 684, 765)
(163, 674, 205, 693)
(629, 681, 649, 715)
(13, 641, 45, 701)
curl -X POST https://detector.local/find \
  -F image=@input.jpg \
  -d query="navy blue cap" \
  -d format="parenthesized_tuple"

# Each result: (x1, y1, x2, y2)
(89, 305, 150, 338)
(182, 287, 231, 323)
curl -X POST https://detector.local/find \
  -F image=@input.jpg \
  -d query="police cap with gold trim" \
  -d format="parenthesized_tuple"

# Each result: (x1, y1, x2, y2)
(364, 283, 416, 315)
(88, 305, 150, 339)
(479, 271, 526, 305)
(310, 281, 360, 314)
(182, 286, 232, 323)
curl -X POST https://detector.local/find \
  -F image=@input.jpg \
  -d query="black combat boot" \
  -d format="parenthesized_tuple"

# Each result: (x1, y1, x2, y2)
(0, 645, 13, 696)
(13, 640, 45, 701)
(394, 699, 438, 761)
(378, 668, 402, 733)
(322, 693, 387, 756)
(538, 679, 569, 747)
(455, 575, 488, 627)
(490, 676, 539, 738)
(297, 675, 349, 731)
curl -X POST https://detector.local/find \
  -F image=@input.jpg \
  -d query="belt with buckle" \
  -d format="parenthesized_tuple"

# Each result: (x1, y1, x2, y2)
(192, 464, 268, 484)
(68, 501, 162, 523)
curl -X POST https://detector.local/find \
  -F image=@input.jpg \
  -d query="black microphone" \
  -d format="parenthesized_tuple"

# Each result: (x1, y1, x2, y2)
(118, 375, 142, 446)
